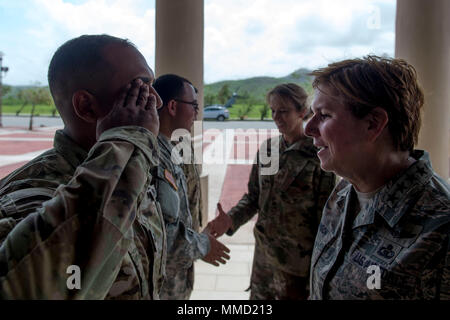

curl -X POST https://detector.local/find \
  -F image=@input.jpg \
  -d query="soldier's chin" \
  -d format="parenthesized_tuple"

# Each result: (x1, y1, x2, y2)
(318, 156, 332, 172)
(320, 161, 335, 173)
(276, 124, 285, 133)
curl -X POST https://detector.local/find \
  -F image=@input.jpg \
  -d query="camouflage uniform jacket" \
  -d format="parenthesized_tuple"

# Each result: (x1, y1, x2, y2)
(227, 135, 336, 277)
(310, 150, 450, 300)
(0, 127, 166, 299)
(156, 134, 210, 299)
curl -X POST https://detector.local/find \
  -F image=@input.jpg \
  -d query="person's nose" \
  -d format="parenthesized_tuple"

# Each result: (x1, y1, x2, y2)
(193, 107, 198, 120)
(304, 115, 318, 137)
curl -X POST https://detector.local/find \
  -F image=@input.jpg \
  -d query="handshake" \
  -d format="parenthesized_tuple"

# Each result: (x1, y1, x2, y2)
(201, 203, 233, 267)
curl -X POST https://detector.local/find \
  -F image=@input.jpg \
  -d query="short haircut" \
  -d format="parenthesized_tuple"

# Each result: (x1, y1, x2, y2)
(310, 55, 424, 152)
(47, 34, 136, 113)
(152, 74, 195, 111)
(267, 83, 309, 119)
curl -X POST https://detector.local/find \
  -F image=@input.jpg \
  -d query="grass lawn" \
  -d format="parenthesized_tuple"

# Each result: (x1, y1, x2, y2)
(1, 103, 274, 121)
(2, 104, 58, 116)
(227, 104, 273, 120)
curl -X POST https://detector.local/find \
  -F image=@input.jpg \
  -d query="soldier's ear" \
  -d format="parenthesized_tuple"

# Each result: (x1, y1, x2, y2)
(167, 99, 177, 117)
(365, 107, 389, 143)
(72, 90, 100, 123)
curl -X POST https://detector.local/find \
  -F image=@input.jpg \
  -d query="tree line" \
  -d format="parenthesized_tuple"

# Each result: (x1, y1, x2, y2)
(204, 84, 270, 120)
(1, 84, 55, 130)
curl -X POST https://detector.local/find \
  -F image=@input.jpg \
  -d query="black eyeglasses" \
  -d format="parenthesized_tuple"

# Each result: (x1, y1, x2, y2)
(173, 99, 199, 111)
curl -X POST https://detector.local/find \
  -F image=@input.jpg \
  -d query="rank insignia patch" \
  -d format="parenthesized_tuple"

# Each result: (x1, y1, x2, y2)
(164, 169, 178, 191)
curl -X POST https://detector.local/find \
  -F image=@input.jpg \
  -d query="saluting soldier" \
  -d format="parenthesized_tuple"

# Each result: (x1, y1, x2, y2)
(0, 35, 166, 299)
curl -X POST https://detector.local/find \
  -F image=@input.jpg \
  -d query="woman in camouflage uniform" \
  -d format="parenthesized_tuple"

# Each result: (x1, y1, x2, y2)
(207, 83, 336, 299)
(305, 56, 449, 299)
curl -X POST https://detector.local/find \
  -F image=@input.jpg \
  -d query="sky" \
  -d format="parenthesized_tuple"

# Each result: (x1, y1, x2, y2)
(0, 0, 396, 86)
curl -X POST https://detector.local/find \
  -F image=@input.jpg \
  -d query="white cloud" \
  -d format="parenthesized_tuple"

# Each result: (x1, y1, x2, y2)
(2, 0, 396, 85)
(32, 0, 156, 65)
(204, 0, 396, 83)
(1, 0, 156, 85)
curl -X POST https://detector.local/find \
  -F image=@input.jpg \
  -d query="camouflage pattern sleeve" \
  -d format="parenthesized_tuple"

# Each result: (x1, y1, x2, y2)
(196, 172, 203, 230)
(440, 231, 450, 299)
(226, 158, 260, 236)
(164, 221, 210, 270)
(0, 126, 158, 299)
(182, 162, 203, 232)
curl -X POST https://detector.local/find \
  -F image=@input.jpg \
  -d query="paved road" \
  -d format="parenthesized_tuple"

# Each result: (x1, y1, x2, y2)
(203, 120, 276, 130)
(1, 115, 64, 128)
(1, 115, 277, 130)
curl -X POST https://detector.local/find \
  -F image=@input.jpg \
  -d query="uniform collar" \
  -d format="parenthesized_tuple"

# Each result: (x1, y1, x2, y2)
(375, 150, 434, 228)
(157, 133, 173, 152)
(157, 133, 183, 164)
(280, 135, 317, 157)
(53, 130, 88, 169)
(352, 188, 377, 229)
(330, 150, 434, 230)
(336, 150, 434, 229)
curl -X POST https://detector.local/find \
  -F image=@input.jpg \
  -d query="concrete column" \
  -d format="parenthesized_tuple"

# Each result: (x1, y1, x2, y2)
(155, 0, 209, 215)
(155, 0, 204, 120)
(395, 0, 450, 179)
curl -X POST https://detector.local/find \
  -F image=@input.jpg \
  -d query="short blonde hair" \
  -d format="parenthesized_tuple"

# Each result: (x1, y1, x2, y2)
(266, 83, 310, 119)
(310, 55, 424, 152)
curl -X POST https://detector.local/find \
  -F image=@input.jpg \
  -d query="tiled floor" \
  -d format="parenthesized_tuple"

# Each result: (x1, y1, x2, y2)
(190, 130, 262, 300)
(191, 244, 254, 300)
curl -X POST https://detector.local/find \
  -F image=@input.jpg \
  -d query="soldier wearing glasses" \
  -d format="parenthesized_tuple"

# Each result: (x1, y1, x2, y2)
(153, 74, 230, 299)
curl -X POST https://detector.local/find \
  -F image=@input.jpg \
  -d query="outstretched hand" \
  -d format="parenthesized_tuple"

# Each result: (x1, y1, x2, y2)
(206, 203, 233, 238)
(96, 78, 160, 139)
(201, 232, 230, 267)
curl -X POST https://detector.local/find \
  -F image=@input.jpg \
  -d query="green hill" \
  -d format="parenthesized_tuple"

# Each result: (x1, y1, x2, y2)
(2, 68, 314, 117)
(204, 68, 313, 105)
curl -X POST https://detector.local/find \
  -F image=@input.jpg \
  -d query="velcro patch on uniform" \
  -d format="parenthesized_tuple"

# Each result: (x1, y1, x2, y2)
(373, 239, 403, 264)
(164, 169, 178, 191)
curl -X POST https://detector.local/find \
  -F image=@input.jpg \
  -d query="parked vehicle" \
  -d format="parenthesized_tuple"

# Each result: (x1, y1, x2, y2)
(203, 105, 229, 121)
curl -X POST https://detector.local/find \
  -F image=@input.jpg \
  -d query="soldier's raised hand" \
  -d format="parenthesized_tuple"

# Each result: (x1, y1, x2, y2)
(201, 232, 230, 267)
(206, 203, 233, 238)
(96, 78, 160, 139)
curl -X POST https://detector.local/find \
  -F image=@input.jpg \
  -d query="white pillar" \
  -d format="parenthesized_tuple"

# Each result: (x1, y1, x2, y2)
(155, 0, 209, 215)
(395, 0, 450, 179)
(155, 0, 204, 119)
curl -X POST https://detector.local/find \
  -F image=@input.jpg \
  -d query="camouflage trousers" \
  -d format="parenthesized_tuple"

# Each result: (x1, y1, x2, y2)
(249, 245, 309, 300)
